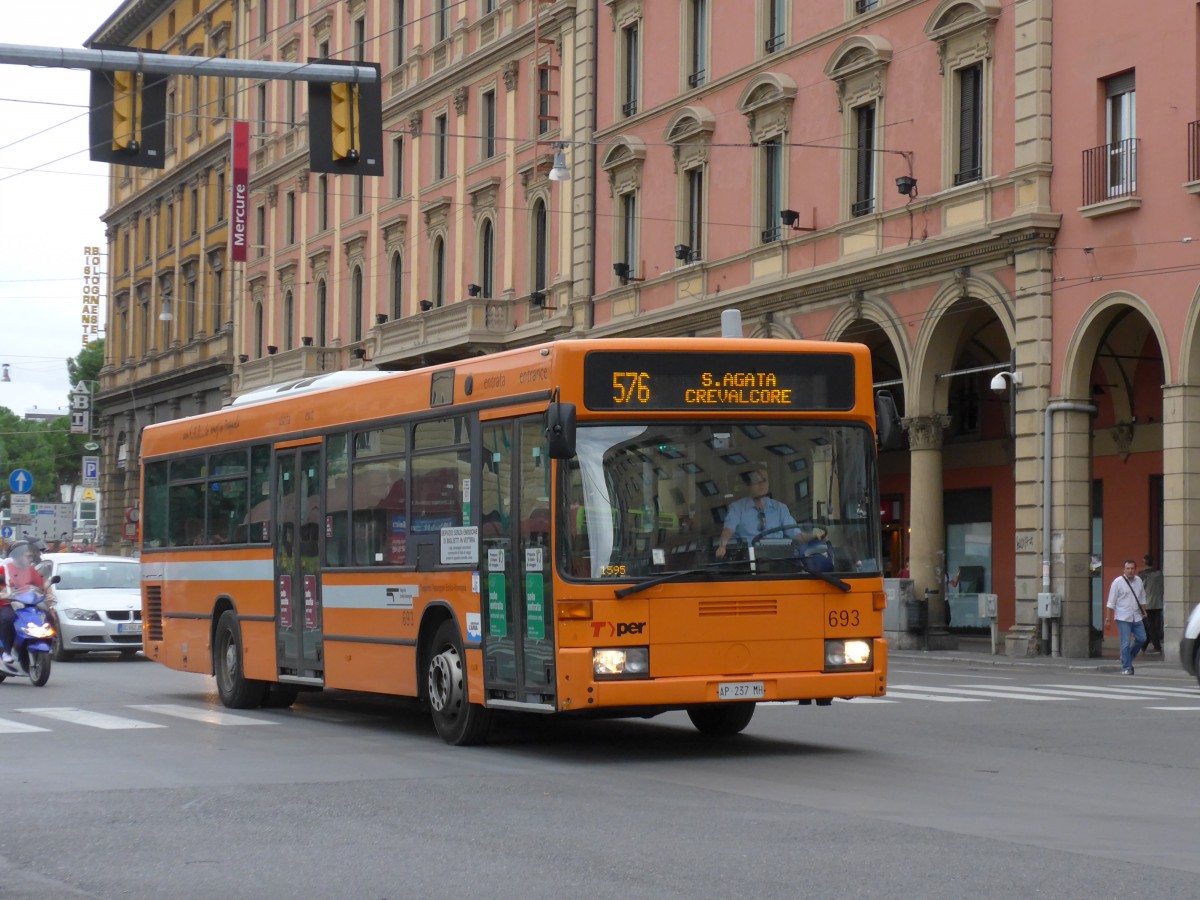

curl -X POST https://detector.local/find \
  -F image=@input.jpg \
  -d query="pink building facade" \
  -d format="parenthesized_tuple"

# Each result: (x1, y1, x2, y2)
(95, 0, 1200, 659)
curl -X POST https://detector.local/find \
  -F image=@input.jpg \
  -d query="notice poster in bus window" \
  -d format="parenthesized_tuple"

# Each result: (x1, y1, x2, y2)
(279, 574, 292, 629)
(440, 526, 479, 565)
(525, 573, 545, 640)
(389, 514, 407, 565)
(488, 573, 507, 637)
(303, 575, 318, 629)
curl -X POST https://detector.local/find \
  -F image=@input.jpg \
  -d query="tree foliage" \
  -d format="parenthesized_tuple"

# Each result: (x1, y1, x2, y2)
(0, 341, 104, 503)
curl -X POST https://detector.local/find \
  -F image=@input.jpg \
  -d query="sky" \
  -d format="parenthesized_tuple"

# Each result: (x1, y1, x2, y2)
(0, 3, 111, 419)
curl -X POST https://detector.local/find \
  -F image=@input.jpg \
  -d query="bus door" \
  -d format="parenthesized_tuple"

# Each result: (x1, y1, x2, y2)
(273, 444, 324, 679)
(480, 418, 556, 709)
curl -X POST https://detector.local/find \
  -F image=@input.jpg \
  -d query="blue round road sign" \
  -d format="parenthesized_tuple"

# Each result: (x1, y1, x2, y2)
(0, 526, 13, 540)
(7, 469, 33, 494)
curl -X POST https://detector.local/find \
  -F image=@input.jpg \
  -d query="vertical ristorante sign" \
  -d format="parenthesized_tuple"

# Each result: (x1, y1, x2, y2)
(81, 245, 101, 348)
(230, 121, 249, 262)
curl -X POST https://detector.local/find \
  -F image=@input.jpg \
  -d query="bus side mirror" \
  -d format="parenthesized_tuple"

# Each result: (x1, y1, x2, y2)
(545, 399, 577, 459)
(875, 390, 901, 450)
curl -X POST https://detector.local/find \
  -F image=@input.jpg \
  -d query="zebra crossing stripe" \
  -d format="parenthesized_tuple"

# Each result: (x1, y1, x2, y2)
(889, 684, 1064, 701)
(0, 717, 50, 734)
(951, 684, 1172, 700)
(882, 690, 985, 702)
(18, 707, 166, 730)
(129, 704, 277, 726)
(1040, 683, 1199, 696)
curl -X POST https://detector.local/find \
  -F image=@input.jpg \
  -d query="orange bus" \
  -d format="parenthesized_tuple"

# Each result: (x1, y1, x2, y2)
(139, 337, 888, 744)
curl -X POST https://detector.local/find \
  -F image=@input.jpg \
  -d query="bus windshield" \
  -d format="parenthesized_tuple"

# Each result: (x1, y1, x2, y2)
(561, 422, 881, 582)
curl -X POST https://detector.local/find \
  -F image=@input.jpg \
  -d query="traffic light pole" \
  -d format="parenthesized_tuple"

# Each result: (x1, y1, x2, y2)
(0, 43, 379, 85)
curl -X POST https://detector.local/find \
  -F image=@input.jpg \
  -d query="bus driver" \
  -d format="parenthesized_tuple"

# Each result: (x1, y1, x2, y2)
(716, 463, 816, 559)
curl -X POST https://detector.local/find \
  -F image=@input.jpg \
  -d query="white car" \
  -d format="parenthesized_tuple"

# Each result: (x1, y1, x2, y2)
(35, 554, 142, 661)
(1183, 603, 1200, 686)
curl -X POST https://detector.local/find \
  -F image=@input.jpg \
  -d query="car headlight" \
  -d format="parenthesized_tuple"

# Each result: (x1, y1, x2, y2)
(593, 647, 649, 678)
(62, 608, 101, 622)
(824, 639, 872, 670)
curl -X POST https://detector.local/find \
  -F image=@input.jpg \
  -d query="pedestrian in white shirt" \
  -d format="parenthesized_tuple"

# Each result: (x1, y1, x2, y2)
(1105, 559, 1147, 675)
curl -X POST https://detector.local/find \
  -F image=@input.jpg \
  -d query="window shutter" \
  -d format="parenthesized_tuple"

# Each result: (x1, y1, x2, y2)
(1105, 70, 1135, 97)
(957, 64, 982, 182)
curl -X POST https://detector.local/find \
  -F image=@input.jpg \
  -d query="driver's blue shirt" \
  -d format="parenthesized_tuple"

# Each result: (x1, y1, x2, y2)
(722, 497, 798, 543)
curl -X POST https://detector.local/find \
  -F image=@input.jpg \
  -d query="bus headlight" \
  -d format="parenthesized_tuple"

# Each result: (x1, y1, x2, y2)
(593, 647, 649, 678)
(824, 639, 872, 670)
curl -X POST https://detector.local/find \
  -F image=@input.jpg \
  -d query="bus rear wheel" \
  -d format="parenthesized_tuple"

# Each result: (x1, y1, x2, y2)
(214, 610, 268, 709)
(426, 620, 491, 746)
(687, 702, 756, 735)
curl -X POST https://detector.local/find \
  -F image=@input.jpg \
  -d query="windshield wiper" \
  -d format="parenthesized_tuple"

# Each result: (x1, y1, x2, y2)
(614, 559, 751, 598)
(614, 554, 853, 598)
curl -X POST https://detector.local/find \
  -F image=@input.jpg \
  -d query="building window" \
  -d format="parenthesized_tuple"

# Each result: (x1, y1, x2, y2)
(436, 0, 450, 42)
(286, 81, 296, 128)
(288, 0, 297, 21)
(435, 113, 448, 180)
(482, 90, 496, 159)
(284, 291, 294, 350)
(317, 280, 328, 346)
(619, 191, 637, 278)
(688, 0, 707, 88)
(433, 237, 446, 306)
(537, 65, 551, 135)
(255, 206, 266, 256)
(354, 18, 366, 62)
(855, 0, 879, 13)
(533, 200, 548, 292)
(258, 0, 268, 41)
(392, 137, 404, 197)
(765, 0, 786, 53)
(285, 191, 295, 244)
(1106, 71, 1136, 196)
(480, 218, 494, 298)
(190, 186, 199, 235)
(761, 138, 782, 242)
(686, 167, 704, 260)
(254, 301, 264, 357)
(852, 102, 876, 217)
(122, 230, 130, 271)
(216, 172, 226, 221)
(190, 75, 201, 133)
(391, 252, 403, 318)
(318, 40, 329, 59)
(354, 175, 364, 216)
(621, 23, 639, 117)
(394, 1, 406, 67)
(318, 174, 329, 230)
(954, 63, 982, 185)
(165, 200, 174, 245)
(143, 215, 151, 260)
(184, 279, 196, 341)
(256, 84, 267, 134)
(212, 269, 223, 332)
(352, 266, 364, 341)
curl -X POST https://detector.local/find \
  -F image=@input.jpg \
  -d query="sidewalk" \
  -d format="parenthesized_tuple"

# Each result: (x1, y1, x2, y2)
(889, 637, 1190, 679)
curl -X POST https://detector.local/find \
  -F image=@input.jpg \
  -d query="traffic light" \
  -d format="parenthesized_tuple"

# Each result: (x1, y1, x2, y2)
(89, 46, 168, 169)
(308, 60, 383, 176)
(111, 70, 139, 152)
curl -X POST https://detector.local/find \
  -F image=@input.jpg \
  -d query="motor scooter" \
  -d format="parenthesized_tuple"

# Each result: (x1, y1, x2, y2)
(0, 576, 59, 687)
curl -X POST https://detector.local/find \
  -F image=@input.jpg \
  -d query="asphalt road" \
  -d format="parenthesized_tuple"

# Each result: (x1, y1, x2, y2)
(0, 653, 1195, 899)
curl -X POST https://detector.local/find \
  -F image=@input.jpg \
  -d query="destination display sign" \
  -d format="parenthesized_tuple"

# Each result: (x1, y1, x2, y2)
(582, 351, 855, 411)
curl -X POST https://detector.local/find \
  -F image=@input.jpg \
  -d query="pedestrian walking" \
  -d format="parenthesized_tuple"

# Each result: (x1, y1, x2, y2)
(1139, 554, 1164, 653)
(1105, 559, 1148, 675)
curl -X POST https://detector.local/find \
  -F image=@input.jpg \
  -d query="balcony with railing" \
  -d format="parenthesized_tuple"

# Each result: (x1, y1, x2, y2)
(236, 346, 324, 393)
(375, 297, 515, 366)
(1081, 137, 1141, 216)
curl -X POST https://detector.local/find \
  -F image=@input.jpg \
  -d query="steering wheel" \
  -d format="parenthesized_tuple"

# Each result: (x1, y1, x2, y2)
(749, 524, 827, 546)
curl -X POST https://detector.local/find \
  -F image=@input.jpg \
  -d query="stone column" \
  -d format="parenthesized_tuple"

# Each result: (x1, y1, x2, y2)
(903, 415, 956, 649)
(1054, 405, 1095, 658)
(1162, 384, 1200, 665)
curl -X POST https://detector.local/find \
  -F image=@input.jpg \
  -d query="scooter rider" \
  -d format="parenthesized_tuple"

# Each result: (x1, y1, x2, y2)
(0, 541, 48, 666)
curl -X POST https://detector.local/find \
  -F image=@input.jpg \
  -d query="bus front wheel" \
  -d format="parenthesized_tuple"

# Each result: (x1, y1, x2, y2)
(426, 620, 491, 746)
(686, 702, 756, 736)
(214, 610, 268, 709)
